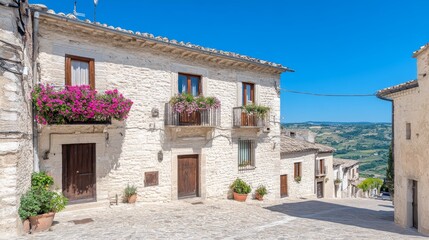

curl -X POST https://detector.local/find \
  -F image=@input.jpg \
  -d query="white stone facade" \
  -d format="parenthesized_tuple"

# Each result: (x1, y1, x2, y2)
(34, 13, 284, 204)
(0, 1, 34, 236)
(316, 153, 335, 198)
(377, 44, 429, 235)
(280, 151, 316, 198)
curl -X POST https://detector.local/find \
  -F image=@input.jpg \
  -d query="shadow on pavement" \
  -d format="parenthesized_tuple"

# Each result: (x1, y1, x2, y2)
(265, 200, 423, 237)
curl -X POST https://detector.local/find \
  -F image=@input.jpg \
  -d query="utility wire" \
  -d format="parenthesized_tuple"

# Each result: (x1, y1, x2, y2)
(280, 88, 375, 97)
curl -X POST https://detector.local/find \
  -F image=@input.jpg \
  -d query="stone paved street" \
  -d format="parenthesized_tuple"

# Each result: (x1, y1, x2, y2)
(14, 198, 427, 240)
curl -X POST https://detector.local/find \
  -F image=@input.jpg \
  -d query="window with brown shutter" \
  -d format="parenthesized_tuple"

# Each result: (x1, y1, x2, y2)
(294, 162, 302, 178)
(65, 55, 95, 89)
(242, 82, 254, 106)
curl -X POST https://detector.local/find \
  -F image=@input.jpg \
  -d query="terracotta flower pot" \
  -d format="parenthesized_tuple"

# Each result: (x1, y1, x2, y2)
(233, 192, 248, 202)
(22, 219, 30, 234)
(255, 193, 264, 201)
(29, 212, 55, 233)
(127, 194, 137, 203)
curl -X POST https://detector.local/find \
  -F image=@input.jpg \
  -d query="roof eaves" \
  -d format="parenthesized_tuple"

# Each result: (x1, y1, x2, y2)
(376, 80, 419, 99)
(33, 7, 293, 73)
(412, 43, 429, 58)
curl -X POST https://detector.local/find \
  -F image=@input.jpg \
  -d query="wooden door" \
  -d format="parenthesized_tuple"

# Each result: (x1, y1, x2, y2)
(178, 155, 199, 198)
(280, 175, 288, 197)
(317, 181, 324, 198)
(412, 180, 418, 229)
(62, 143, 96, 202)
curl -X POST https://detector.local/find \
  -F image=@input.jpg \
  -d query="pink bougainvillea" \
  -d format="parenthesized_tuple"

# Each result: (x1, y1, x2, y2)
(31, 84, 133, 125)
(169, 93, 221, 115)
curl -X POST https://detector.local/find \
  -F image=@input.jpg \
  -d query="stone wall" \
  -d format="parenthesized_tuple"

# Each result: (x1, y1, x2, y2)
(280, 151, 316, 198)
(36, 19, 282, 202)
(389, 47, 429, 235)
(317, 153, 335, 198)
(0, 1, 34, 236)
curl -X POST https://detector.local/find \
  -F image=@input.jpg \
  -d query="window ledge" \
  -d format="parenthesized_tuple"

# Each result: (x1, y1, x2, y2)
(238, 166, 256, 171)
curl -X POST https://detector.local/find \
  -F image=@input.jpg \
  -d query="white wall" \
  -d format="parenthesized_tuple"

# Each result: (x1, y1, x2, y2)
(36, 21, 282, 202)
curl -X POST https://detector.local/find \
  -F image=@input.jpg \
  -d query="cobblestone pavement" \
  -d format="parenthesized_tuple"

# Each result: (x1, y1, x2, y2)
(14, 198, 426, 240)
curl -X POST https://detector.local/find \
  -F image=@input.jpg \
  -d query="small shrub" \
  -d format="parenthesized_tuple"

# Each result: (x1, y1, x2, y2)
(294, 176, 301, 183)
(255, 185, 268, 196)
(124, 184, 137, 198)
(230, 178, 251, 194)
(19, 172, 68, 220)
(334, 178, 342, 184)
(18, 189, 68, 220)
(31, 172, 54, 191)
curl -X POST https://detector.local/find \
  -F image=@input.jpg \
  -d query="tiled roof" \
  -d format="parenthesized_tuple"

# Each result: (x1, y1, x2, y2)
(30, 4, 292, 73)
(413, 43, 429, 57)
(280, 136, 335, 154)
(376, 80, 419, 98)
(314, 143, 335, 153)
(333, 158, 359, 168)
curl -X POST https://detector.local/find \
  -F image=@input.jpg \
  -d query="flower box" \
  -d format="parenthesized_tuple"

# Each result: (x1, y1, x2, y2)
(31, 84, 133, 125)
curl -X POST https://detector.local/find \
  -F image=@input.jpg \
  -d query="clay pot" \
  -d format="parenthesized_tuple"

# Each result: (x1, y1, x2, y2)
(22, 219, 30, 234)
(255, 193, 264, 201)
(233, 192, 248, 202)
(29, 212, 55, 233)
(127, 194, 137, 203)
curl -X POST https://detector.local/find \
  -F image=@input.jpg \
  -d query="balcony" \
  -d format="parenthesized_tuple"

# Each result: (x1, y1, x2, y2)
(164, 103, 220, 127)
(315, 165, 327, 177)
(232, 107, 268, 128)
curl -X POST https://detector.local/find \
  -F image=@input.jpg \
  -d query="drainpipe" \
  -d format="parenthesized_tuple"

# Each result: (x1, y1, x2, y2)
(32, 10, 40, 172)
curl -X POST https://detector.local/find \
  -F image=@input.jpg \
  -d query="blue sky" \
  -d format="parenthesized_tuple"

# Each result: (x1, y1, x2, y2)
(31, 0, 429, 123)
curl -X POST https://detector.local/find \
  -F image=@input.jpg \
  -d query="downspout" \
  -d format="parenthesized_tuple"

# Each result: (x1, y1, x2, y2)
(32, 10, 40, 172)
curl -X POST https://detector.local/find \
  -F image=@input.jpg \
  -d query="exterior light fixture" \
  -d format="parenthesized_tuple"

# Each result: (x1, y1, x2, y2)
(158, 150, 163, 162)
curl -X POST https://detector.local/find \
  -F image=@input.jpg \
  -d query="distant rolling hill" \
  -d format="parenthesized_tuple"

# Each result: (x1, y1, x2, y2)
(282, 122, 392, 178)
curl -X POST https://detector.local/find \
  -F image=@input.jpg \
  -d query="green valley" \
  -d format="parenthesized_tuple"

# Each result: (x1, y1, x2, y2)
(282, 122, 392, 178)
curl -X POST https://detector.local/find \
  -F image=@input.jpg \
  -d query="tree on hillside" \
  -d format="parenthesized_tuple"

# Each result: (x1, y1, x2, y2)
(385, 144, 394, 196)
(358, 178, 384, 197)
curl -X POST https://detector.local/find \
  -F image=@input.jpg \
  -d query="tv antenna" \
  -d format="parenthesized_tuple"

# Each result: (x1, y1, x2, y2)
(94, 0, 99, 22)
(73, 1, 85, 18)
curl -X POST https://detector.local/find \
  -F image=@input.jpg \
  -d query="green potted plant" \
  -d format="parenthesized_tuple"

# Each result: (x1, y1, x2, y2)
(18, 172, 68, 233)
(294, 176, 302, 183)
(230, 178, 251, 202)
(334, 178, 342, 185)
(255, 185, 268, 201)
(124, 184, 137, 203)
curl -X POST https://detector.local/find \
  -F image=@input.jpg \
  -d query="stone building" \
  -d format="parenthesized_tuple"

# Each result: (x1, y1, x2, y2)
(0, 2, 295, 234)
(333, 158, 359, 198)
(280, 135, 335, 199)
(0, 0, 35, 236)
(377, 44, 429, 235)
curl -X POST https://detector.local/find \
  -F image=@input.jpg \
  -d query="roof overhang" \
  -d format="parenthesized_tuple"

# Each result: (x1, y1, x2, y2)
(376, 80, 419, 100)
(33, 9, 294, 75)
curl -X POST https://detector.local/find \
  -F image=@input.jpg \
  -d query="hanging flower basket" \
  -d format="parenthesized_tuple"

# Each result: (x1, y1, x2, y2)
(31, 84, 133, 125)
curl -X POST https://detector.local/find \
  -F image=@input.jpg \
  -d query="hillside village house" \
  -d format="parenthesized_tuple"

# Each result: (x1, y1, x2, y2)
(280, 133, 335, 199)
(377, 44, 429, 235)
(333, 158, 359, 198)
(0, 1, 294, 235)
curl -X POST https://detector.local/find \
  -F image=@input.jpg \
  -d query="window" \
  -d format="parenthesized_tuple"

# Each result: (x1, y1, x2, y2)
(294, 162, 302, 178)
(290, 132, 296, 138)
(65, 55, 95, 89)
(178, 73, 201, 96)
(238, 140, 255, 170)
(317, 159, 325, 175)
(406, 122, 411, 140)
(242, 82, 254, 105)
